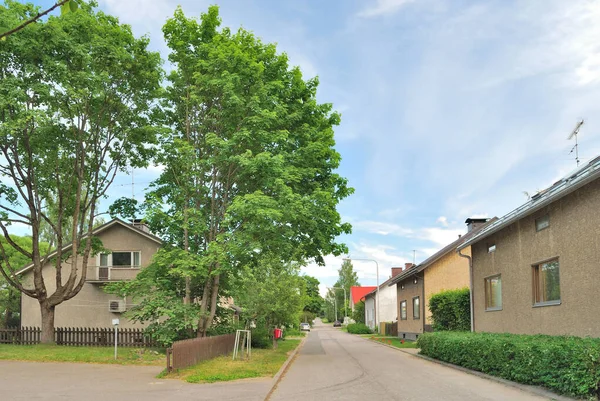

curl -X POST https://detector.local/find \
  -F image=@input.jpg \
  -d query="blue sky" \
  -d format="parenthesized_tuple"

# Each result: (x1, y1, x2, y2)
(19, 0, 600, 295)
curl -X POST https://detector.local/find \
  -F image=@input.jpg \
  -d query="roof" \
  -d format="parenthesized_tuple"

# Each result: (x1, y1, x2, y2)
(16, 218, 162, 275)
(350, 286, 377, 304)
(388, 217, 498, 286)
(458, 155, 600, 251)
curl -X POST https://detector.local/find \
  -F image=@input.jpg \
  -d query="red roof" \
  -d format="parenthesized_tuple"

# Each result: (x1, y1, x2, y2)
(350, 286, 377, 304)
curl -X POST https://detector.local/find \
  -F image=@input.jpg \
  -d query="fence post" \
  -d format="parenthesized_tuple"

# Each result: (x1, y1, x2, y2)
(166, 348, 172, 373)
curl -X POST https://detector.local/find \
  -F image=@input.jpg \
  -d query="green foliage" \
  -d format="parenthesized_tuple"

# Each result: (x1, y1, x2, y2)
(299, 311, 316, 325)
(302, 276, 322, 314)
(250, 327, 271, 349)
(428, 288, 471, 332)
(418, 332, 600, 398)
(352, 300, 366, 324)
(347, 323, 372, 334)
(328, 260, 359, 317)
(233, 257, 304, 331)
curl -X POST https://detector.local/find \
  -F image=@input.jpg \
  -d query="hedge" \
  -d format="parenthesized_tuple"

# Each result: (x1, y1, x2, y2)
(418, 332, 600, 398)
(347, 323, 372, 334)
(428, 288, 470, 331)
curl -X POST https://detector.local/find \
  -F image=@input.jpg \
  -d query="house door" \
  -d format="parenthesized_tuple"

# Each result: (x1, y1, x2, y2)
(99, 253, 110, 280)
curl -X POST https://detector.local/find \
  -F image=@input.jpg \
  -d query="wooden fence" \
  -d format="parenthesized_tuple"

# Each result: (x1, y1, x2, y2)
(380, 322, 398, 337)
(167, 333, 236, 372)
(0, 327, 156, 347)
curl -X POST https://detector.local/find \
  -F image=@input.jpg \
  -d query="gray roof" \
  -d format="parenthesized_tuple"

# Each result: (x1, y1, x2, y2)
(458, 155, 600, 251)
(387, 218, 497, 287)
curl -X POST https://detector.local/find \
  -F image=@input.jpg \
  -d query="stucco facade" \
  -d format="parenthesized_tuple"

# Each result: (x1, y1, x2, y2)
(396, 274, 424, 340)
(423, 247, 471, 325)
(471, 177, 600, 337)
(364, 294, 376, 330)
(20, 220, 161, 329)
(364, 282, 398, 330)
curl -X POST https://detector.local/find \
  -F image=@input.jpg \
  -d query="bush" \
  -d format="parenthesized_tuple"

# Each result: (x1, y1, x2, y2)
(347, 323, 372, 334)
(352, 301, 365, 324)
(418, 332, 600, 398)
(250, 327, 271, 349)
(428, 288, 470, 331)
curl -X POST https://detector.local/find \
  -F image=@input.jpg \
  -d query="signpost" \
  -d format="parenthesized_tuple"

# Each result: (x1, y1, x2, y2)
(112, 318, 119, 360)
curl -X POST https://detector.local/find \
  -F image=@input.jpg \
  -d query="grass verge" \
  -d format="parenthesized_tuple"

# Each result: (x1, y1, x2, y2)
(0, 344, 165, 365)
(165, 339, 301, 384)
(369, 336, 418, 348)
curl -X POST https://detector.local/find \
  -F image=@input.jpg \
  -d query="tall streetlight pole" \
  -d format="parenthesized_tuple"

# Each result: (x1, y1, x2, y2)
(344, 257, 379, 331)
(330, 286, 347, 321)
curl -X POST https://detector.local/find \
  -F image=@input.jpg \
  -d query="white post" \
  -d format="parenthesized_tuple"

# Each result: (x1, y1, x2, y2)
(112, 318, 119, 360)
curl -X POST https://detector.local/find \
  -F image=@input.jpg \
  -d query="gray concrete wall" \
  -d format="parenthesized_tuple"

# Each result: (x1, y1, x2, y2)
(21, 222, 160, 328)
(472, 177, 600, 337)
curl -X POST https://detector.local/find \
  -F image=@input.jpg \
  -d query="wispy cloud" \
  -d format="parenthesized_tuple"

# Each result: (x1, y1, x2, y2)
(358, 0, 415, 18)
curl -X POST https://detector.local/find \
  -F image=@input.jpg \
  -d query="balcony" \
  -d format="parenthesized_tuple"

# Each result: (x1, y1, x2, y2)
(86, 265, 141, 283)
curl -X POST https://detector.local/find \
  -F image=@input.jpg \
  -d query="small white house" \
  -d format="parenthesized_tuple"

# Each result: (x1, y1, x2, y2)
(364, 266, 410, 330)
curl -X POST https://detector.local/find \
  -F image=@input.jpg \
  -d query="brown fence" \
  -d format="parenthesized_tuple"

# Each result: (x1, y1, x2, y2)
(380, 322, 398, 337)
(0, 327, 156, 347)
(167, 333, 236, 372)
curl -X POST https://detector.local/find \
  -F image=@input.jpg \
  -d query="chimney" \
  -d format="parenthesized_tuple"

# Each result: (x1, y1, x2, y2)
(132, 219, 150, 233)
(465, 218, 488, 232)
(404, 262, 415, 270)
(391, 267, 403, 277)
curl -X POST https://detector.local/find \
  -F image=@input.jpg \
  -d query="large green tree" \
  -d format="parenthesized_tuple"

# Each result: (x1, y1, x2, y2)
(111, 6, 352, 337)
(328, 259, 360, 318)
(302, 275, 322, 315)
(0, 1, 161, 342)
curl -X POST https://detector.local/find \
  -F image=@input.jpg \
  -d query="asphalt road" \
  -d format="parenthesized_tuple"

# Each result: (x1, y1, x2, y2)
(268, 320, 551, 401)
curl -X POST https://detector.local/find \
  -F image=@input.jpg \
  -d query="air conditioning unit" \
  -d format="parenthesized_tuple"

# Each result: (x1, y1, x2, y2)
(108, 300, 126, 313)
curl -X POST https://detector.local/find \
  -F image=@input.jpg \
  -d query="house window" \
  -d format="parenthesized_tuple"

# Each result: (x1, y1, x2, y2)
(106, 251, 141, 268)
(485, 275, 502, 310)
(535, 214, 550, 231)
(400, 300, 407, 320)
(413, 297, 420, 319)
(488, 243, 496, 253)
(533, 259, 560, 305)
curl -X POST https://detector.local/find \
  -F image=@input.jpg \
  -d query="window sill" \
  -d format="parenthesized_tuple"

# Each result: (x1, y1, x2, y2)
(485, 307, 503, 312)
(110, 267, 141, 270)
(533, 301, 561, 308)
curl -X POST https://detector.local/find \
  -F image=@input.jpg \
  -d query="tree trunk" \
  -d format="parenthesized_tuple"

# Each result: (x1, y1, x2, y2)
(40, 302, 55, 344)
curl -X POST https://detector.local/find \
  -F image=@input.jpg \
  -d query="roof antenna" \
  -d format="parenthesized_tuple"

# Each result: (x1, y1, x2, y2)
(568, 119, 584, 167)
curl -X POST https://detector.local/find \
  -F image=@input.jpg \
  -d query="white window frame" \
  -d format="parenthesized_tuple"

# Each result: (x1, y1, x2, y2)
(96, 251, 141, 279)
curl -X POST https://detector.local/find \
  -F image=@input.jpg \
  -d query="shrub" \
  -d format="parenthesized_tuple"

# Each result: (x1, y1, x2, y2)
(347, 323, 372, 334)
(418, 332, 600, 398)
(250, 327, 271, 349)
(352, 301, 365, 324)
(428, 288, 470, 331)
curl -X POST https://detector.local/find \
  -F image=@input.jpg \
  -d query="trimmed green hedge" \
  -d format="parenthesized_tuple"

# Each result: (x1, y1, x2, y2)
(347, 323, 372, 334)
(428, 288, 470, 331)
(418, 332, 600, 398)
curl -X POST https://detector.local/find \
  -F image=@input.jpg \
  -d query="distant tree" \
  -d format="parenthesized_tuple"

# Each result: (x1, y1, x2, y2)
(352, 300, 365, 324)
(0, 2, 161, 343)
(302, 276, 323, 314)
(329, 259, 360, 317)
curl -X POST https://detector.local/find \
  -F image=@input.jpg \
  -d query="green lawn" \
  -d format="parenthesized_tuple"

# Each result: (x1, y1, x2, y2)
(164, 339, 301, 383)
(0, 344, 165, 365)
(368, 336, 418, 349)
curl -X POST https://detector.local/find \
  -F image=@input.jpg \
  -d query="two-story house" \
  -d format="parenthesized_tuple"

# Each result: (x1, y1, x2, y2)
(18, 218, 161, 329)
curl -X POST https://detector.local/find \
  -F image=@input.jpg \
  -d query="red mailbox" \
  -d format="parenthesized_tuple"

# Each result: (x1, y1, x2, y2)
(273, 328, 283, 340)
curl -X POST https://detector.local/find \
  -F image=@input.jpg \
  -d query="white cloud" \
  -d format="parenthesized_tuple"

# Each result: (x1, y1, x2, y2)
(350, 220, 412, 236)
(358, 0, 415, 18)
(436, 216, 448, 227)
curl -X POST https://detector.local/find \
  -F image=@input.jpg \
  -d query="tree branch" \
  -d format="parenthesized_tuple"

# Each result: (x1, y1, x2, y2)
(0, 0, 71, 40)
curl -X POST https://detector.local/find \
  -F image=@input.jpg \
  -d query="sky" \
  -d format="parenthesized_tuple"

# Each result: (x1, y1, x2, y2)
(16, 0, 600, 296)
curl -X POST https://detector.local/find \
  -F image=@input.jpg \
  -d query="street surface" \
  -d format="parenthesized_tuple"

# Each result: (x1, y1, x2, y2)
(269, 319, 551, 401)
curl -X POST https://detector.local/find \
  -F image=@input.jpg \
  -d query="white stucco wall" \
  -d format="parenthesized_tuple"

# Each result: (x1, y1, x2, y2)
(364, 296, 376, 330)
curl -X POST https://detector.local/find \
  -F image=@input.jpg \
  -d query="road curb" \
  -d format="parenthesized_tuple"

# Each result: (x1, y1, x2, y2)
(359, 336, 575, 401)
(263, 335, 307, 401)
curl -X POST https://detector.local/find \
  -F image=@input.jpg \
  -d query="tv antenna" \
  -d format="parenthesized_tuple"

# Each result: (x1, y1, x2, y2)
(567, 119, 584, 167)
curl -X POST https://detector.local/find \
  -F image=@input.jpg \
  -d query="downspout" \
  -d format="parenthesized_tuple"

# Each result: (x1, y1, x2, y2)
(458, 248, 474, 332)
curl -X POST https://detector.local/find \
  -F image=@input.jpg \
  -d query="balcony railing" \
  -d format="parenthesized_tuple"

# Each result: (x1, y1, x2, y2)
(86, 265, 141, 283)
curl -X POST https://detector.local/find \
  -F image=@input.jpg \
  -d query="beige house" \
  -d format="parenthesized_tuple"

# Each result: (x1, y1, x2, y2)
(458, 156, 600, 338)
(18, 219, 162, 329)
(389, 218, 493, 340)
